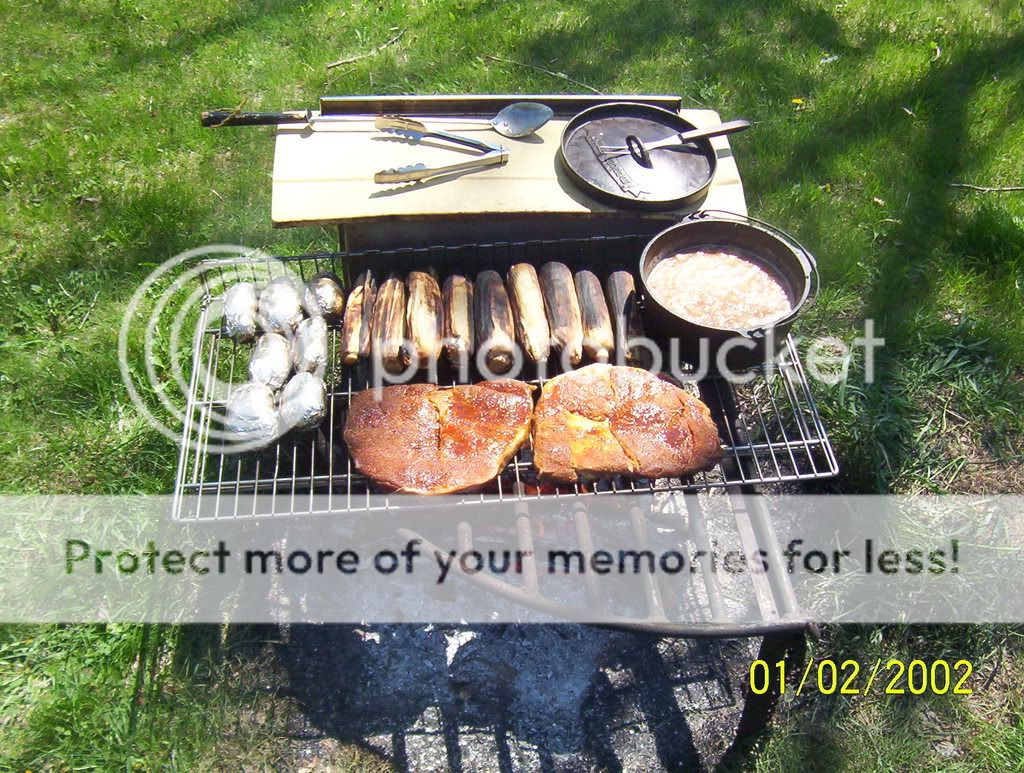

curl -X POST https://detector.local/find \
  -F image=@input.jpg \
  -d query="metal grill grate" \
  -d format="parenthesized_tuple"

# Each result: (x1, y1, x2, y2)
(172, 235, 837, 520)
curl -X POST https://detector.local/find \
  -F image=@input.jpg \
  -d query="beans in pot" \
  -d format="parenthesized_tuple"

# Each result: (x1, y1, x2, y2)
(647, 247, 793, 329)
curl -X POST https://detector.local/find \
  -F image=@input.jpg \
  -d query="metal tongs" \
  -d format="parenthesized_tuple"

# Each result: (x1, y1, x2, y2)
(373, 115, 509, 184)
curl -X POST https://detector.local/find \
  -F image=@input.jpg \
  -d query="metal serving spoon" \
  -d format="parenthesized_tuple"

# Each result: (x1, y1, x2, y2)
(440, 101, 555, 138)
(200, 101, 555, 139)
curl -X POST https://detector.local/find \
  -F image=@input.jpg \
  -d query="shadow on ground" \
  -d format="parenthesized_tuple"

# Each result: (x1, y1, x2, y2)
(268, 624, 751, 772)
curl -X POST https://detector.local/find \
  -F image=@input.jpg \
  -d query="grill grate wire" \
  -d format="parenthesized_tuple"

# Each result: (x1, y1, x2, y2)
(173, 235, 838, 521)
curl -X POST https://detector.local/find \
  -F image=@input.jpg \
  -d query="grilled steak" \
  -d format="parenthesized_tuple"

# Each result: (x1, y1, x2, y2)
(344, 380, 535, 494)
(532, 364, 722, 483)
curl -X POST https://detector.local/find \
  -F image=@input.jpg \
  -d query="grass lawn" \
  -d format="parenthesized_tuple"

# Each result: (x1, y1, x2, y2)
(1, 0, 1022, 769)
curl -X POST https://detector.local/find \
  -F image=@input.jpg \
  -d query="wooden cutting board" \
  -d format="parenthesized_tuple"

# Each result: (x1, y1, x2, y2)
(271, 107, 747, 229)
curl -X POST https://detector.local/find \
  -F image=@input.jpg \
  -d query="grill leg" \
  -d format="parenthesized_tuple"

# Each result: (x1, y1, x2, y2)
(721, 627, 807, 765)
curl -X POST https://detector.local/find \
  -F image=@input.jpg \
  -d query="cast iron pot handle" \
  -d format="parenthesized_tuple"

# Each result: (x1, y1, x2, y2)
(625, 135, 652, 167)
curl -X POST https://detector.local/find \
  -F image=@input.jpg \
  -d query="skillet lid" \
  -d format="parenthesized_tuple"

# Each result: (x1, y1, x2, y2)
(559, 102, 716, 210)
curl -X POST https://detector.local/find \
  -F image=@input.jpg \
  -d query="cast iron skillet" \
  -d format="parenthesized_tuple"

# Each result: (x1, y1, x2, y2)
(559, 102, 747, 210)
(639, 210, 818, 371)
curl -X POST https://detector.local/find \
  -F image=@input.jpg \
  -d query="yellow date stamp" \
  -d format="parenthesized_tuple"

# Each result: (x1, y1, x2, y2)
(749, 658, 974, 696)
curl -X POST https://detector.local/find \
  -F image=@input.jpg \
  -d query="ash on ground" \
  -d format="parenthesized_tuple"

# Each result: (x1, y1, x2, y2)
(275, 623, 758, 772)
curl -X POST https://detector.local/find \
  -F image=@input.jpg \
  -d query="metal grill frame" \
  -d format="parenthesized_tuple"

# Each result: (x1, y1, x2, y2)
(172, 235, 838, 521)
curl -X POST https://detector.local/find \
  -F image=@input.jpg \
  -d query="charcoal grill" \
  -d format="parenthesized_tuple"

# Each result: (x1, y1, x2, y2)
(172, 232, 835, 622)
(180, 94, 839, 748)
(171, 232, 833, 747)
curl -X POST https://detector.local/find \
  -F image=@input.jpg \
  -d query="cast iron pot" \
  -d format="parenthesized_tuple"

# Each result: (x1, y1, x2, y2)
(558, 103, 750, 210)
(638, 210, 818, 372)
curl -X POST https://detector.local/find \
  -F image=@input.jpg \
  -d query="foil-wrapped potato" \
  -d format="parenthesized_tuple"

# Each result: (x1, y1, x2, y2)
(278, 372, 327, 432)
(292, 316, 328, 377)
(302, 272, 346, 320)
(222, 282, 259, 341)
(225, 382, 279, 447)
(249, 333, 292, 390)
(258, 276, 304, 333)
